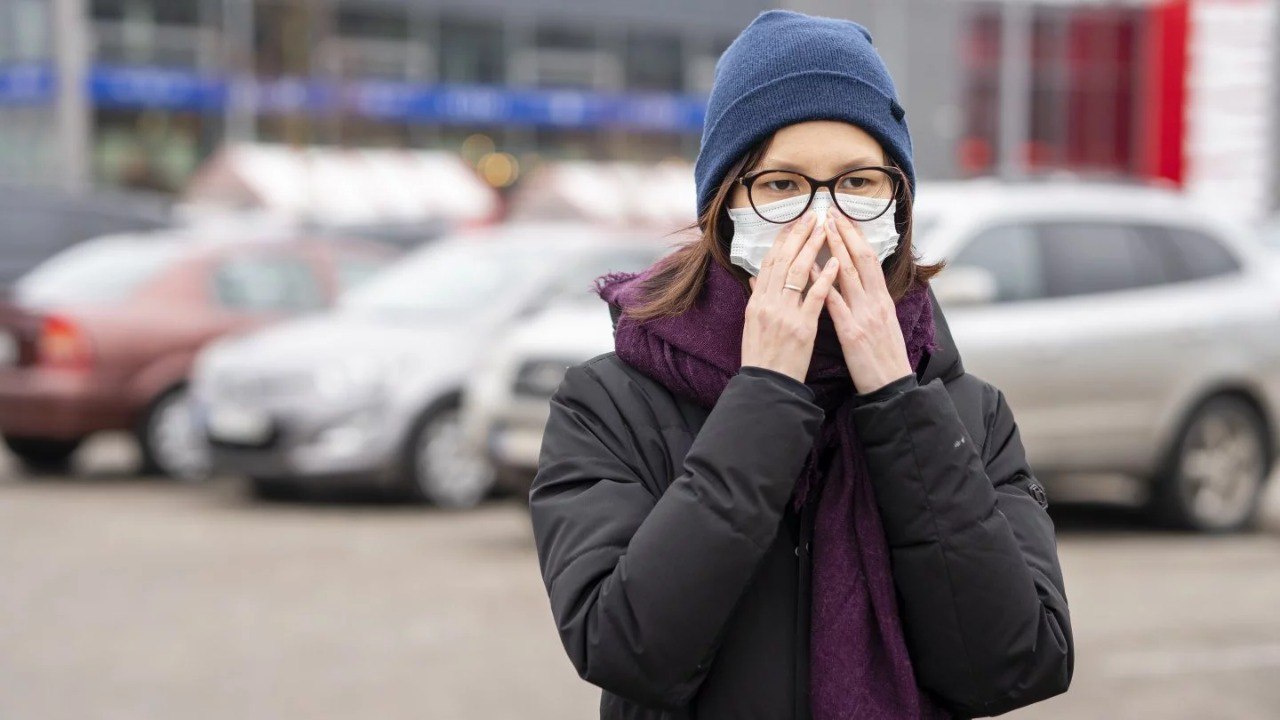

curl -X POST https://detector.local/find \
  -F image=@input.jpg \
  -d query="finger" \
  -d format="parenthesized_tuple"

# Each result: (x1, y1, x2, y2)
(832, 210, 887, 297)
(802, 257, 840, 318)
(824, 282, 857, 333)
(756, 212, 810, 296)
(784, 214, 828, 296)
(824, 214, 866, 302)
(764, 209, 818, 297)
(748, 275, 757, 294)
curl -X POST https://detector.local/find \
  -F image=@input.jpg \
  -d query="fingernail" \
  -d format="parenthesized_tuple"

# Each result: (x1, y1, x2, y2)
(825, 258, 837, 270)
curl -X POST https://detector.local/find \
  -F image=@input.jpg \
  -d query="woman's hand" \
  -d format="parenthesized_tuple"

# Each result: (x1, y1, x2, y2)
(741, 207, 841, 383)
(808, 210, 913, 394)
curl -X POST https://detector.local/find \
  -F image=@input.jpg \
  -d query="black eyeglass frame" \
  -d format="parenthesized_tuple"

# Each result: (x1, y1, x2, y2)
(735, 165, 905, 225)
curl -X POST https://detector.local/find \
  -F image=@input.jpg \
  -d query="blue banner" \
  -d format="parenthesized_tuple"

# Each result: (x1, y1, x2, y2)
(90, 65, 226, 111)
(0, 64, 55, 106)
(7, 64, 707, 132)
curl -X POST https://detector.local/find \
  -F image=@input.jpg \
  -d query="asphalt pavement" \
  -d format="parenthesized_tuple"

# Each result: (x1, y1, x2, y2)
(1, 435, 1278, 720)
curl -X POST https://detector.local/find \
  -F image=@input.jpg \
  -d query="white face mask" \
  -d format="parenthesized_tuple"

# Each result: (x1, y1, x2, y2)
(726, 190, 900, 277)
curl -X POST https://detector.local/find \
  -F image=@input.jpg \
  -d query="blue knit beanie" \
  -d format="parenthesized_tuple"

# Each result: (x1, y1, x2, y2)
(694, 9, 915, 220)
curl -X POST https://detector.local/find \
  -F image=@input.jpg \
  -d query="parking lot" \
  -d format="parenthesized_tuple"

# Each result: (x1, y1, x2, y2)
(2, 437, 1279, 720)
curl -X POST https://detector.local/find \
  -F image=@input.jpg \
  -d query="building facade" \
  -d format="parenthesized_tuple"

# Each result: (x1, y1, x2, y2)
(1, 0, 1276, 218)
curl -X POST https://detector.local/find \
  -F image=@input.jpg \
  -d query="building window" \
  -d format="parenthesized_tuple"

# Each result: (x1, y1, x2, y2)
(960, 6, 1002, 175)
(625, 31, 683, 92)
(961, 4, 1141, 177)
(439, 16, 505, 84)
(335, 6, 409, 40)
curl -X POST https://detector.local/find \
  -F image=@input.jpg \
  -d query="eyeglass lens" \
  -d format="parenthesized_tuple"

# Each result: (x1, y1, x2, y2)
(748, 168, 895, 223)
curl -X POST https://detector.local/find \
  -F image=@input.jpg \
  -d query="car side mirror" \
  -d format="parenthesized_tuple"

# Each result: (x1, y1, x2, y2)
(932, 265, 997, 307)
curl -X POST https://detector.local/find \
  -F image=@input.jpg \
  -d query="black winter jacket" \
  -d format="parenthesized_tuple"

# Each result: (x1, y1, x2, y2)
(529, 289, 1073, 719)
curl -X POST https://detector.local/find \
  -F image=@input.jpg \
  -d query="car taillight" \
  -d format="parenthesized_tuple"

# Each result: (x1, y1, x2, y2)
(37, 315, 94, 371)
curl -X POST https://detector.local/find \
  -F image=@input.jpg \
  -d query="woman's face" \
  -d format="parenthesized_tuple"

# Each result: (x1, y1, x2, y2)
(727, 120, 889, 211)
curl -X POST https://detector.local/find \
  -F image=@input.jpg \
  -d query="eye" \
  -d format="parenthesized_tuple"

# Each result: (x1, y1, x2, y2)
(840, 175, 869, 190)
(764, 178, 797, 192)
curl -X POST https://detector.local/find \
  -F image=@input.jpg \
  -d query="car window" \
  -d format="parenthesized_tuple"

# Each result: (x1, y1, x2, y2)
(334, 255, 391, 293)
(951, 224, 1045, 302)
(1151, 226, 1242, 281)
(14, 236, 185, 307)
(338, 241, 556, 317)
(1038, 222, 1170, 298)
(214, 254, 326, 313)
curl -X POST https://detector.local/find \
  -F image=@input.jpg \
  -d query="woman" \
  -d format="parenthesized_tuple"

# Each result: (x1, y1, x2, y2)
(528, 10, 1073, 720)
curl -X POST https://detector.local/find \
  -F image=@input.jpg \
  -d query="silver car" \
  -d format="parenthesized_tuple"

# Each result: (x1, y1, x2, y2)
(190, 222, 665, 508)
(919, 180, 1280, 532)
(461, 297, 623, 498)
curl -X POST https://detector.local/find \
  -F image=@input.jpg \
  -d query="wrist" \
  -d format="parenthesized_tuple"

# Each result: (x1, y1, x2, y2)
(861, 361, 914, 394)
(852, 372, 917, 406)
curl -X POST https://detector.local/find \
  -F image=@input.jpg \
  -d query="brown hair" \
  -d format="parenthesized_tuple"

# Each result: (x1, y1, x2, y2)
(620, 133, 944, 323)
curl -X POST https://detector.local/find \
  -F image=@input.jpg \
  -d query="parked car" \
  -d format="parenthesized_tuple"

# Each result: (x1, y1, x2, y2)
(0, 230, 397, 479)
(190, 222, 667, 508)
(916, 179, 1280, 532)
(0, 183, 170, 290)
(460, 296, 624, 501)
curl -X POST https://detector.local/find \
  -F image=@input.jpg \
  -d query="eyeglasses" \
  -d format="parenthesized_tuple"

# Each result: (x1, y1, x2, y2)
(735, 165, 904, 224)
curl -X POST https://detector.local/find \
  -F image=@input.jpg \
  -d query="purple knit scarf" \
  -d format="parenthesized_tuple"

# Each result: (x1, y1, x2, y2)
(595, 257, 951, 720)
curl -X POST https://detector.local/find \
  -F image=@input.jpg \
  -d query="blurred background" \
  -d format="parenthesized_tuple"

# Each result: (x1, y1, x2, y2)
(1, 0, 1279, 718)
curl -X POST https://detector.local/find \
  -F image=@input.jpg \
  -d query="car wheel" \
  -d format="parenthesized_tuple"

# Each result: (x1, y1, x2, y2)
(138, 386, 211, 481)
(405, 403, 496, 509)
(3, 435, 82, 474)
(1149, 395, 1271, 533)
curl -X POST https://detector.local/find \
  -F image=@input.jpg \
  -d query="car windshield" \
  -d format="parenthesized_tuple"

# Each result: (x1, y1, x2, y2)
(336, 240, 558, 318)
(14, 236, 185, 307)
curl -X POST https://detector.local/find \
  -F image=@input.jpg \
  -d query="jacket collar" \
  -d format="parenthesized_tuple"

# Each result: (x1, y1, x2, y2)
(607, 284, 965, 384)
(918, 285, 965, 384)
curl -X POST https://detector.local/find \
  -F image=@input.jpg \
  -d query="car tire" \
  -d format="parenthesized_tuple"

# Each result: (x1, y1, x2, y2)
(1148, 394, 1272, 533)
(138, 385, 211, 482)
(3, 435, 82, 474)
(249, 476, 302, 501)
(403, 401, 496, 509)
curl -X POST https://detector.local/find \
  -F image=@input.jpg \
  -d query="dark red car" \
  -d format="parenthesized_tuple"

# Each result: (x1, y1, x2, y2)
(0, 229, 397, 478)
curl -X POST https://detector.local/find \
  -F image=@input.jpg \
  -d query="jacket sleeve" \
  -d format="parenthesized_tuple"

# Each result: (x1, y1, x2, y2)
(528, 359, 824, 710)
(848, 375, 1074, 717)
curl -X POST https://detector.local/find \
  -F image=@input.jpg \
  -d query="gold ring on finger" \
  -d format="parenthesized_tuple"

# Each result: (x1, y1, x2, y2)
(782, 283, 804, 292)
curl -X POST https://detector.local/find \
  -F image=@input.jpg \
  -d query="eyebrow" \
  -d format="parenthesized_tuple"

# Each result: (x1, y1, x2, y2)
(757, 156, 884, 173)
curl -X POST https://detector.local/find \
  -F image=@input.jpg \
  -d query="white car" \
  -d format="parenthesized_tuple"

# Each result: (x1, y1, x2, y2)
(191, 222, 664, 509)
(461, 297, 621, 498)
(919, 180, 1280, 532)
